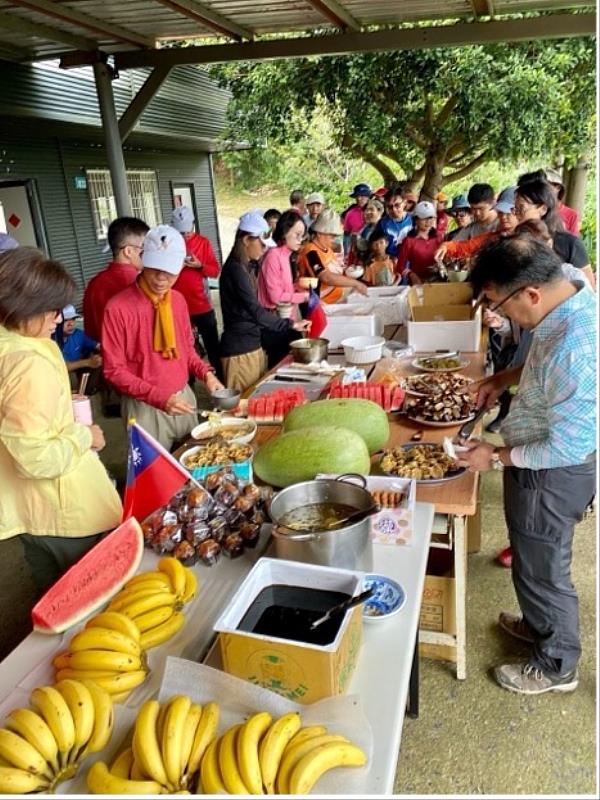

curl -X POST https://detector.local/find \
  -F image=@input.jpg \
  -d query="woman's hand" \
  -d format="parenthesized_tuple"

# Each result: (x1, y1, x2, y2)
(293, 320, 311, 333)
(88, 424, 106, 451)
(434, 243, 449, 264)
(205, 372, 224, 394)
(165, 393, 196, 415)
(353, 281, 369, 296)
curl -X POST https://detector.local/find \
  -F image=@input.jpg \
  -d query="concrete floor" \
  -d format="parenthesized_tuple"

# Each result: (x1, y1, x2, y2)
(0, 408, 596, 796)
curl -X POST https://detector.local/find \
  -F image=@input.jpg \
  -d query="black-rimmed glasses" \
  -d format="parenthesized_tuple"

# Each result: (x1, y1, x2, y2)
(487, 285, 529, 313)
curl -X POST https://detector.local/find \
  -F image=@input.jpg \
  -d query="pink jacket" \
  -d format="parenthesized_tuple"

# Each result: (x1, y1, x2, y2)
(257, 245, 306, 308)
(343, 204, 366, 235)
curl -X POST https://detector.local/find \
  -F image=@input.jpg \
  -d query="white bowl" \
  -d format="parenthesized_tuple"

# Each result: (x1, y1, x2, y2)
(340, 335, 386, 365)
(345, 265, 365, 279)
(191, 417, 257, 445)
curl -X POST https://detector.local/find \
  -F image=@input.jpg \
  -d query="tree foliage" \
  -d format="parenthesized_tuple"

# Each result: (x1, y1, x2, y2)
(211, 34, 595, 200)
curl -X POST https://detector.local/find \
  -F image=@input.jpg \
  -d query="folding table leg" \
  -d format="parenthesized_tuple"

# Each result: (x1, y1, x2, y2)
(454, 514, 467, 680)
(406, 633, 419, 718)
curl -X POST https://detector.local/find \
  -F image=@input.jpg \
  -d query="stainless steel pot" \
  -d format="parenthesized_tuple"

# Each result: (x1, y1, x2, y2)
(269, 474, 374, 571)
(290, 338, 329, 364)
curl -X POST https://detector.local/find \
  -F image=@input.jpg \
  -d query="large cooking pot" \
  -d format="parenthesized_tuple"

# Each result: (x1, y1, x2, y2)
(269, 474, 375, 571)
(289, 338, 329, 364)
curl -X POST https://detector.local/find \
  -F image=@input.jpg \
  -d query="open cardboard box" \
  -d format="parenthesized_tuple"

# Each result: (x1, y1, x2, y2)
(407, 282, 482, 352)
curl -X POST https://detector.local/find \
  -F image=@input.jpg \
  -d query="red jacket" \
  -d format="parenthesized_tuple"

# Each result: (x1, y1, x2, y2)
(83, 261, 139, 340)
(559, 204, 581, 236)
(173, 233, 220, 315)
(102, 282, 212, 410)
(396, 233, 444, 280)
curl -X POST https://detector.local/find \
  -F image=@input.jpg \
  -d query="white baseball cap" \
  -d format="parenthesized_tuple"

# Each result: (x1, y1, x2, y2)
(238, 211, 276, 247)
(413, 201, 436, 219)
(306, 192, 325, 205)
(142, 225, 186, 275)
(62, 304, 82, 321)
(170, 206, 195, 233)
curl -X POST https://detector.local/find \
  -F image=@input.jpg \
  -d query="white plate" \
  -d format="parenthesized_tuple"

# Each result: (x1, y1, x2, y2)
(362, 574, 406, 621)
(411, 357, 470, 373)
(402, 373, 473, 397)
(191, 417, 257, 445)
(406, 413, 476, 428)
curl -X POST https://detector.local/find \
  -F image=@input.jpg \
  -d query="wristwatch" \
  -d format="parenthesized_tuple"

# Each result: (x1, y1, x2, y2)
(491, 448, 504, 471)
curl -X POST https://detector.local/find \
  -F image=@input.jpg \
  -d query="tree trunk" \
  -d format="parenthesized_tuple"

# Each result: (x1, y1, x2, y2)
(565, 156, 590, 215)
(419, 152, 445, 203)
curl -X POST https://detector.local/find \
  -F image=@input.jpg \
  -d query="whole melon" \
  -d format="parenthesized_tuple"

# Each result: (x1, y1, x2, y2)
(253, 425, 371, 488)
(31, 517, 144, 634)
(283, 398, 390, 454)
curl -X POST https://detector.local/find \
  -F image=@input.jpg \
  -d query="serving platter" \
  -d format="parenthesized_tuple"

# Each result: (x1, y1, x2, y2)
(379, 442, 467, 485)
(401, 372, 473, 398)
(412, 357, 470, 373)
(406, 412, 475, 429)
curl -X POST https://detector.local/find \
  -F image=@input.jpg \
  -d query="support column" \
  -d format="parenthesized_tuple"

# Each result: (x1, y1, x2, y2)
(565, 156, 590, 216)
(93, 61, 131, 216)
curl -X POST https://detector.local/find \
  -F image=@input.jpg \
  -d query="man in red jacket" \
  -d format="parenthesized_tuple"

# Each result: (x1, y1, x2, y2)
(170, 206, 222, 377)
(102, 225, 223, 450)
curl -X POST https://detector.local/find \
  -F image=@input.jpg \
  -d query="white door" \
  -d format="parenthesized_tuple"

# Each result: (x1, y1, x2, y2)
(0, 183, 38, 246)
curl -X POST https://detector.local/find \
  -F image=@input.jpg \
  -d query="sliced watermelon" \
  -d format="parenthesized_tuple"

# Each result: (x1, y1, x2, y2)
(31, 518, 144, 635)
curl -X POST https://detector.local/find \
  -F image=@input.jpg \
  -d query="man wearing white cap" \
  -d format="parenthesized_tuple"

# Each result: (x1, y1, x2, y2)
(102, 225, 224, 449)
(170, 206, 222, 376)
(305, 192, 326, 227)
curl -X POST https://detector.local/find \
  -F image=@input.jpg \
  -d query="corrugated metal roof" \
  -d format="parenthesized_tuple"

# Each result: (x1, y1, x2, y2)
(0, 1, 593, 63)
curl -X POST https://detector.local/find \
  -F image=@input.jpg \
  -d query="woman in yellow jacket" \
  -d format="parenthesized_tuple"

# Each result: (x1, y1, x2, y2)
(0, 248, 122, 596)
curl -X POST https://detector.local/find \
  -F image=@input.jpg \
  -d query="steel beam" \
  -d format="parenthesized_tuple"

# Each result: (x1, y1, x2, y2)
(115, 12, 596, 70)
(155, 0, 254, 41)
(93, 61, 132, 216)
(119, 65, 172, 142)
(10, 0, 154, 49)
(0, 38, 33, 62)
(304, 0, 361, 31)
(0, 9, 97, 50)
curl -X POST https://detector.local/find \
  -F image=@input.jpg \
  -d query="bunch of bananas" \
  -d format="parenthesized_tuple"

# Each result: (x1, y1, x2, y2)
(0, 679, 113, 794)
(86, 696, 219, 794)
(52, 611, 149, 703)
(107, 557, 197, 651)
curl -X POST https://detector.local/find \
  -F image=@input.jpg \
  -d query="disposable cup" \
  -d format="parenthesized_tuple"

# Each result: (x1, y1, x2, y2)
(72, 396, 93, 425)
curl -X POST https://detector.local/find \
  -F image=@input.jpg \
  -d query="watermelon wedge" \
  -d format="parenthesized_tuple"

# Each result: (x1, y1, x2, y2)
(31, 517, 144, 635)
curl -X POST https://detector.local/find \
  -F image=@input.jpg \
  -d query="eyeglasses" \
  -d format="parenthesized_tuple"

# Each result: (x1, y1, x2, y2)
(514, 202, 537, 216)
(486, 285, 529, 313)
(120, 243, 144, 253)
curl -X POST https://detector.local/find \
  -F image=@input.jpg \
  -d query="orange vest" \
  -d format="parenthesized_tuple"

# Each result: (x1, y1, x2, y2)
(297, 241, 344, 304)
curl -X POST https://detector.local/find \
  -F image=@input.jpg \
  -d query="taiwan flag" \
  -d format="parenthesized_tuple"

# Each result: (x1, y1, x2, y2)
(304, 288, 327, 338)
(122, 422, 191, 523)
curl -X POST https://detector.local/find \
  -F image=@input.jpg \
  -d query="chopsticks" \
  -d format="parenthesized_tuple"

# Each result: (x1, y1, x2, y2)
(78, 372, 90, 396)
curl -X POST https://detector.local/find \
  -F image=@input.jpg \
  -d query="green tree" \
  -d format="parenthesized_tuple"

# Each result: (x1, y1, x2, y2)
(211, 36, 595, 201)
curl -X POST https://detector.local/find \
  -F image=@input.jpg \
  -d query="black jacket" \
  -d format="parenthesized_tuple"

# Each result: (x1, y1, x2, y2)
(219, 254, 292, 357)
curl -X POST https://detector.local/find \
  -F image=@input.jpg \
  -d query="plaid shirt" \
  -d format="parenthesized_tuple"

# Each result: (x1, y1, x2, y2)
(502, 281, 597, 470)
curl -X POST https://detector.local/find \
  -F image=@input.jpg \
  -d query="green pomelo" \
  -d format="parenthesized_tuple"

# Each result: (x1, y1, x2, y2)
(283, 398, 390, 453)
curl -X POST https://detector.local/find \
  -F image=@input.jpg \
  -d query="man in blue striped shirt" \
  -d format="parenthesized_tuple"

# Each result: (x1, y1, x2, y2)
(460, 234, 596, 695)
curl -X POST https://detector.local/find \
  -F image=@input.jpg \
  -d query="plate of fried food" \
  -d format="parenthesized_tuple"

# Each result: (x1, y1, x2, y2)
(412, 354, 470, 373)
(191, 416, 257, 445)
(180, 440, 253, 470)
(405, 386, 476, 427)
(402, 371, 473, 398)
(380, 443, 466, 484)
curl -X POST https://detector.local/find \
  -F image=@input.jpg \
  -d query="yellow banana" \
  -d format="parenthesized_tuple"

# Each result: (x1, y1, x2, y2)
(85, 611, 141, 643)
(237, 711, 272, 795)
(0, 765, 50, 794)
(109, 691, 131, 705)
(0, 728, 53, 779)
(110, 747, 134, 779)
(52, 652, 71, 671)
(130, 757, 147, 781)
(124, 571, 172, 591)
(186, 701, 219, 777)
(91, 670, 147, 695)
(287, 724, 328, 748)
(179, 703, 202, 779)
(30, 686, 75, 767)
(258, 711, 301, 793)
(68, 627, 141, 658)
(54, 679, 95, 764)
(198, 737, 226, 795)
(133, 604, 174, 634)
(86, 760, 163, 795)
(180, 569, 198, 605)
(131, 700, 170, 788)
(139, 611, 185, 651)
(288, 740, 367, 795)
(6, 708, 59, 774)
(276, 733, 348, 795)
(161, 695, 191, 788)
(55, 669, 122, 682)
(158, 556, 186, 598)
(219, 724, 249, 795)
(59, 650, 143, 673)
(79, 680, 114, 755)
(111, 580, 174, 607)
(119, 591, 178, 621)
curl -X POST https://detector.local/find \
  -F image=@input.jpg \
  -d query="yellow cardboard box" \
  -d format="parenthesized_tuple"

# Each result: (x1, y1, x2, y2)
(214, 558, 364, 704)
(419, 549, 457, 663)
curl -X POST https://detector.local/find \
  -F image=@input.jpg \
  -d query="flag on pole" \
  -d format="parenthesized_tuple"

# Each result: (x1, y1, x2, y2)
(122, 421, 191, 523)
(304, 288, 327, 338)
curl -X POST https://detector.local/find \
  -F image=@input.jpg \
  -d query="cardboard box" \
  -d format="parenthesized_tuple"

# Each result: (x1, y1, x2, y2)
(419, 548, 457, 663)
(407, 283, 481, 352)
(213, 558, 364, 704)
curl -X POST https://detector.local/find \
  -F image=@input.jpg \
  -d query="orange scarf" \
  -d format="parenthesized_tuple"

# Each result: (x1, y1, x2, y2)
(138, 275, 178, 359)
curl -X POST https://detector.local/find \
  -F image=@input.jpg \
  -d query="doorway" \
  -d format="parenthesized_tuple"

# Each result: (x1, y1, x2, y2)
(171, 182, 198, 226)
(0, 179, 47, 250)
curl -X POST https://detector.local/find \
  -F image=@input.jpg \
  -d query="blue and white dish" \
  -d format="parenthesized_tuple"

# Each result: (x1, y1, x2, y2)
(362, 574, 406, 621)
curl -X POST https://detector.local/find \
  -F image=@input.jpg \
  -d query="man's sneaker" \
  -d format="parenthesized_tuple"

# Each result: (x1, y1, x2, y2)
(494, 662, 578, 695)
(498, 612, 534, 643)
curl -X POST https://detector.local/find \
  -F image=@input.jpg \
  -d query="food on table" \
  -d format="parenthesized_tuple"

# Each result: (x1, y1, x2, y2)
(278, 502, 359, 532)
(194, 414, 256, 442)
(31, 518, 144, 634)
(402, 372, 473, 396)
(370, 489, 405, 508)
(253, 426, 371, 488)
(246, 388, 308, 423)
(381, 445, 457, 480)
(406, 387, 476, 423)
(0, 680, 113, 794)
(182, 440, 253, 469)
(284, 397, 391, 454)
(328, 381, 405, 412)
(415, 355, 463, 370)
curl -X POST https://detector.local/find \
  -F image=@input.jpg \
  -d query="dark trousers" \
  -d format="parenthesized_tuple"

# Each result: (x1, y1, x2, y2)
(503, 463, 596, 675)
(21, 532, 104, 598)
(191, 310, 222, 378)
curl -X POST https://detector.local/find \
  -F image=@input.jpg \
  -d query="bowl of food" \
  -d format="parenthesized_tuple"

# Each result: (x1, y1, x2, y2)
(341, 335, 386, 365)
(290, 337, 329, 364)
(191, 417, 257, 445)
(298, 276, 319, 289)
(380, 443, 466, 484)
(211, 388, 241, 411)
(412, 354, 470, 373)
(447, 269, 470, 283)
(345, 265, 365, 280)
(362, 574, 406, 621)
